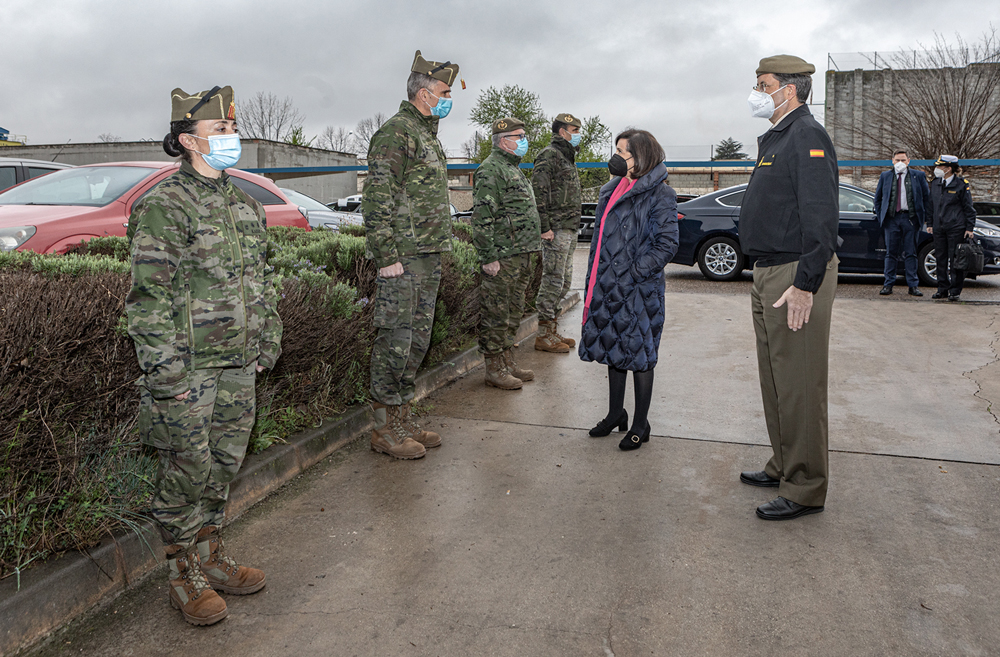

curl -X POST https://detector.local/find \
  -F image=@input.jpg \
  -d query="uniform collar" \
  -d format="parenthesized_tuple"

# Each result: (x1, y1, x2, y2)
(551, 136, 577, 162)
(492, 147, 523, 166)
(768, 104, 810, 133)
(179, 160, 230, 188)
(401, 100, 440, 136)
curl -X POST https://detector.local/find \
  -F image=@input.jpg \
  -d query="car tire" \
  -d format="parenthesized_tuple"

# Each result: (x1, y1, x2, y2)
(697, 236, 745, 281)
(917, 242, 938, 287)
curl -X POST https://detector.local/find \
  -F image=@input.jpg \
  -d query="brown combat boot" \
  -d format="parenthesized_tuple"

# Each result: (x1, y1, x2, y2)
(165, 544, 228, 626)
(485, 354, 523, 390)
(196, 526, 266, 595)
(400, 402, 442, 448)
(552, 320, 576, 348)
(502, 348, 534, 381)
(371, 401, 426, 459)
(535, 320, 570, 353)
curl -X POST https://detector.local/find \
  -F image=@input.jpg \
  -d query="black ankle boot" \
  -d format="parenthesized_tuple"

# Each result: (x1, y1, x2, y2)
(589, 409, 628, 437)
(618, 423, 650, 451)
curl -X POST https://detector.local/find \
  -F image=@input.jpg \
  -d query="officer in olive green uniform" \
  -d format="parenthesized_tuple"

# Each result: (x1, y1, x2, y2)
(361, 51, 460, 459)
(472, 117, 543, 390)
(738, 56, 840, 521)
(127, 86, 275, 625)
(533, 112, 583, 353)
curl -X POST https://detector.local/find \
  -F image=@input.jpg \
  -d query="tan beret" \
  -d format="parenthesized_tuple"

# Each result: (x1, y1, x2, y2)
(756, 55, 815, 76)
(411, 50, 460, 86)
(554, 112, 582, 128)
(492, 117, 525, 135)
(171, 86, 235, 122)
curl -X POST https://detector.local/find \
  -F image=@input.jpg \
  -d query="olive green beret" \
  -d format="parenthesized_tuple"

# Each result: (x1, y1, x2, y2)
(170, 86, 235, 123)
(411, 50, 460, 86)
(492, 117, 525, 135)
(554, 112, 582, 128)
(756, 55, 815, 76)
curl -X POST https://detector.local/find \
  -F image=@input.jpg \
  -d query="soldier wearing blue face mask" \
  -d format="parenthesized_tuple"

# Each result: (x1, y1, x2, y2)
(472, 116, 543, 389)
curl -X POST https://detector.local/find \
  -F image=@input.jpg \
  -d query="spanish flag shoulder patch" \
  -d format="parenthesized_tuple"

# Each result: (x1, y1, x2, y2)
(809, 149, 825, 158)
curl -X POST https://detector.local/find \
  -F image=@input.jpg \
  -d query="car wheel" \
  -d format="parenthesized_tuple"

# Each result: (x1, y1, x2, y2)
(697, 236, 745, 281)
(917, 242, 938, 287)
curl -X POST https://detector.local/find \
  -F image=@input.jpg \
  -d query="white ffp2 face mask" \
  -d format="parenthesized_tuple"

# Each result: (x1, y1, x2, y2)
(934, 168, 946, 179)
(893, 161, 908, 174)
(747, 86, 789, 119)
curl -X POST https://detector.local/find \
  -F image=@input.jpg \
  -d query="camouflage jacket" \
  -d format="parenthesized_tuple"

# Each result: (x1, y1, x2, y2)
(126, 161, 282, 399)
(472, 148, 541, 263)
(361, 101, 453, 268)
(531, 136, 582, 233)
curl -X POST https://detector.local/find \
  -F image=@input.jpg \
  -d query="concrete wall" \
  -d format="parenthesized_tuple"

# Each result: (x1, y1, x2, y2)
(0, 140, 358, 204)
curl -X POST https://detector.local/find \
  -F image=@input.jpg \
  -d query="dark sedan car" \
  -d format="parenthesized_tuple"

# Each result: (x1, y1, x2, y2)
(975, 201, 1000, 228)
(578, 194, 697, 241)
(673, 183, 1000, 286)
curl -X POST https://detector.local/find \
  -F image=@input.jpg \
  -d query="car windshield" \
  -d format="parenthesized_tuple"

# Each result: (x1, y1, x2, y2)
(280, 188, 329, 212)
(839, 187, 875, 213)
(0, 166, 156, 207)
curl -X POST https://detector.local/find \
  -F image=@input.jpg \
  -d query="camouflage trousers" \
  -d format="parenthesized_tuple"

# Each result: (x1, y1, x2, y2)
(535, 228, 576, 321)
(479, 252, 535, 356)
(139, 362, 257, 549)
(370, 253, 442, 406)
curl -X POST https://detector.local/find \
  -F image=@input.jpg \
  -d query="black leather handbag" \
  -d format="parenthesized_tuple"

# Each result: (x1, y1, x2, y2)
(954, 238, 985, 274)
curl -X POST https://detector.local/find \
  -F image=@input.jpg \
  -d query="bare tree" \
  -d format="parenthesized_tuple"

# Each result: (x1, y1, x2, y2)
(237, 92, 305, 141)
(460, 130, 486, 161)
(317, 126, 354, 152)
(353, 112, 389, 156)
(830, 28, 1000, 161)
(97, 133, 122, 143)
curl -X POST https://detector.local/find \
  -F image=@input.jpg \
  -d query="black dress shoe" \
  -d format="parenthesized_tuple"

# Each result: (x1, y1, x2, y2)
(908, 287, 923, 297)
(948, 294, 960, 302)
(618, 423, 650, 451)
(590, 409, 628, 437)
(739, 470, 780, 487)
(879, 285, 893, 295)
(756, 497, 824, 521)
(932, 291, 947, 299)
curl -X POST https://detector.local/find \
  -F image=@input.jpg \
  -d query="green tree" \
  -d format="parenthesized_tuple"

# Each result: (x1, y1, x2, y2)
(713, 137, 749, 160)
(285, 126, 315, 147)
(467, 85, 548, 163)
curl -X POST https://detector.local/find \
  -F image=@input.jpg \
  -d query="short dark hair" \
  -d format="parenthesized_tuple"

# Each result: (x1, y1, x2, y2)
(773, 72, 812, 104)
(615, 128, 665, 179)
(552, 119, 569, 135)
(162, 118, 198, 162)
(893, 150, 908, 158)
(946, 161, 960, 172)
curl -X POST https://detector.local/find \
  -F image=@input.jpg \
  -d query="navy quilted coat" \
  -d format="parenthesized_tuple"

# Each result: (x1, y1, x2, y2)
(578, 163, 678, 371)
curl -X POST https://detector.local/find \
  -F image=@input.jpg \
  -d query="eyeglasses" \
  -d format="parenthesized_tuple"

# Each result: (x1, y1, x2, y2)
(753, 83, 776, 93)
(505, 133, 526, 140)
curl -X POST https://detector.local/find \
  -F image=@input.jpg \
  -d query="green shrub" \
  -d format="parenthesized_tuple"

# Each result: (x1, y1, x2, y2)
(339, 224, 366, 238)
(0, 250, 128, 276)
(69, 236, 130, 262)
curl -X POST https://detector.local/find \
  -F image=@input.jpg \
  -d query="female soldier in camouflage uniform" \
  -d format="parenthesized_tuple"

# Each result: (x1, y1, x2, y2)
(126, 86, 280, 625)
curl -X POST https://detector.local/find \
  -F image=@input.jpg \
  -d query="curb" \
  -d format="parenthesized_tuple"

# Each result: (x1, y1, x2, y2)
(1, 292, 580, 656)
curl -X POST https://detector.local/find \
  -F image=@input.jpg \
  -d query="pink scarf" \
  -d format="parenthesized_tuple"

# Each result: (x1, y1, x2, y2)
(582, 176, 636, 325)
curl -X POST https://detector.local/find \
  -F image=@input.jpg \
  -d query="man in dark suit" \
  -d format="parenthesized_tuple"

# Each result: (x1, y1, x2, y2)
(873, 150, 930, 296)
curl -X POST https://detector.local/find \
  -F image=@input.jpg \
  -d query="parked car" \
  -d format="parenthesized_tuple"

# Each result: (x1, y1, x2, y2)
(0, 156, 73, 193)
(0, 162, 310, 253)
(578, 194, 698, 241)
(327, 194, 362, 213)
(673, 183, 1000, 286)
(975, 201, 1000, 228)
(281, 187, 362, 231)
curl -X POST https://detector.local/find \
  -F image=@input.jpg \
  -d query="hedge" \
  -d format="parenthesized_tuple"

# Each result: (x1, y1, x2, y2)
(0, 225, 542, 581)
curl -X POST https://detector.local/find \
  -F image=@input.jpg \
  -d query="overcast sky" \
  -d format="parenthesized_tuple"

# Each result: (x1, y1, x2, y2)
(2, 0, 997, 160)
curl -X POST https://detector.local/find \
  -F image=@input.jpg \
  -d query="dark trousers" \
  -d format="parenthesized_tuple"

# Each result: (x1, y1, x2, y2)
(933, 226, 966, 295)
(883, 213, 919, 288)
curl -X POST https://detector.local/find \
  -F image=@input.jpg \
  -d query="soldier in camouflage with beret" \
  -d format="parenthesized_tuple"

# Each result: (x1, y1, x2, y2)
(126, 86, 275, 626)
(533, 112, 583, 353)
(472, 117, 543, 390)
(361, 50, 460, 459)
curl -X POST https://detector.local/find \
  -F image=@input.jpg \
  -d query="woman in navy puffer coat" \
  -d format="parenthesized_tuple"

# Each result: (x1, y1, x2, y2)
(579, 129, 678, 450)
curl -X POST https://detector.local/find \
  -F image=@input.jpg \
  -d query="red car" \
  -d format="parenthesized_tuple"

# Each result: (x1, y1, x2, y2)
(0, 161, 310, 253)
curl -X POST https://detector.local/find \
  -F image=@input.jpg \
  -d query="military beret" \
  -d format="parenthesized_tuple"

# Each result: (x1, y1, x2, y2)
(935, 154, 960, 165)
(492, 117, 525, 135)
(411, 50, 460, 87)
(171, 86, 236, 123)
(554, 113, 582, 128)
(756, 55, 816, 76)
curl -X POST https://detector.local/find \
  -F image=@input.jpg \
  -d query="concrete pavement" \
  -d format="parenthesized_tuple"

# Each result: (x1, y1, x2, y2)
(29, 256, 1000, 657)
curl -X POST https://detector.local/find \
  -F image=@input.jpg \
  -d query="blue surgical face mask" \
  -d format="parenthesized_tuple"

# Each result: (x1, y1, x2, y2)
(568, 132, 582, 148)
(191, 133, 242, 170)
(425, 90, 452, 119)
(513, 137, 529, 157)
